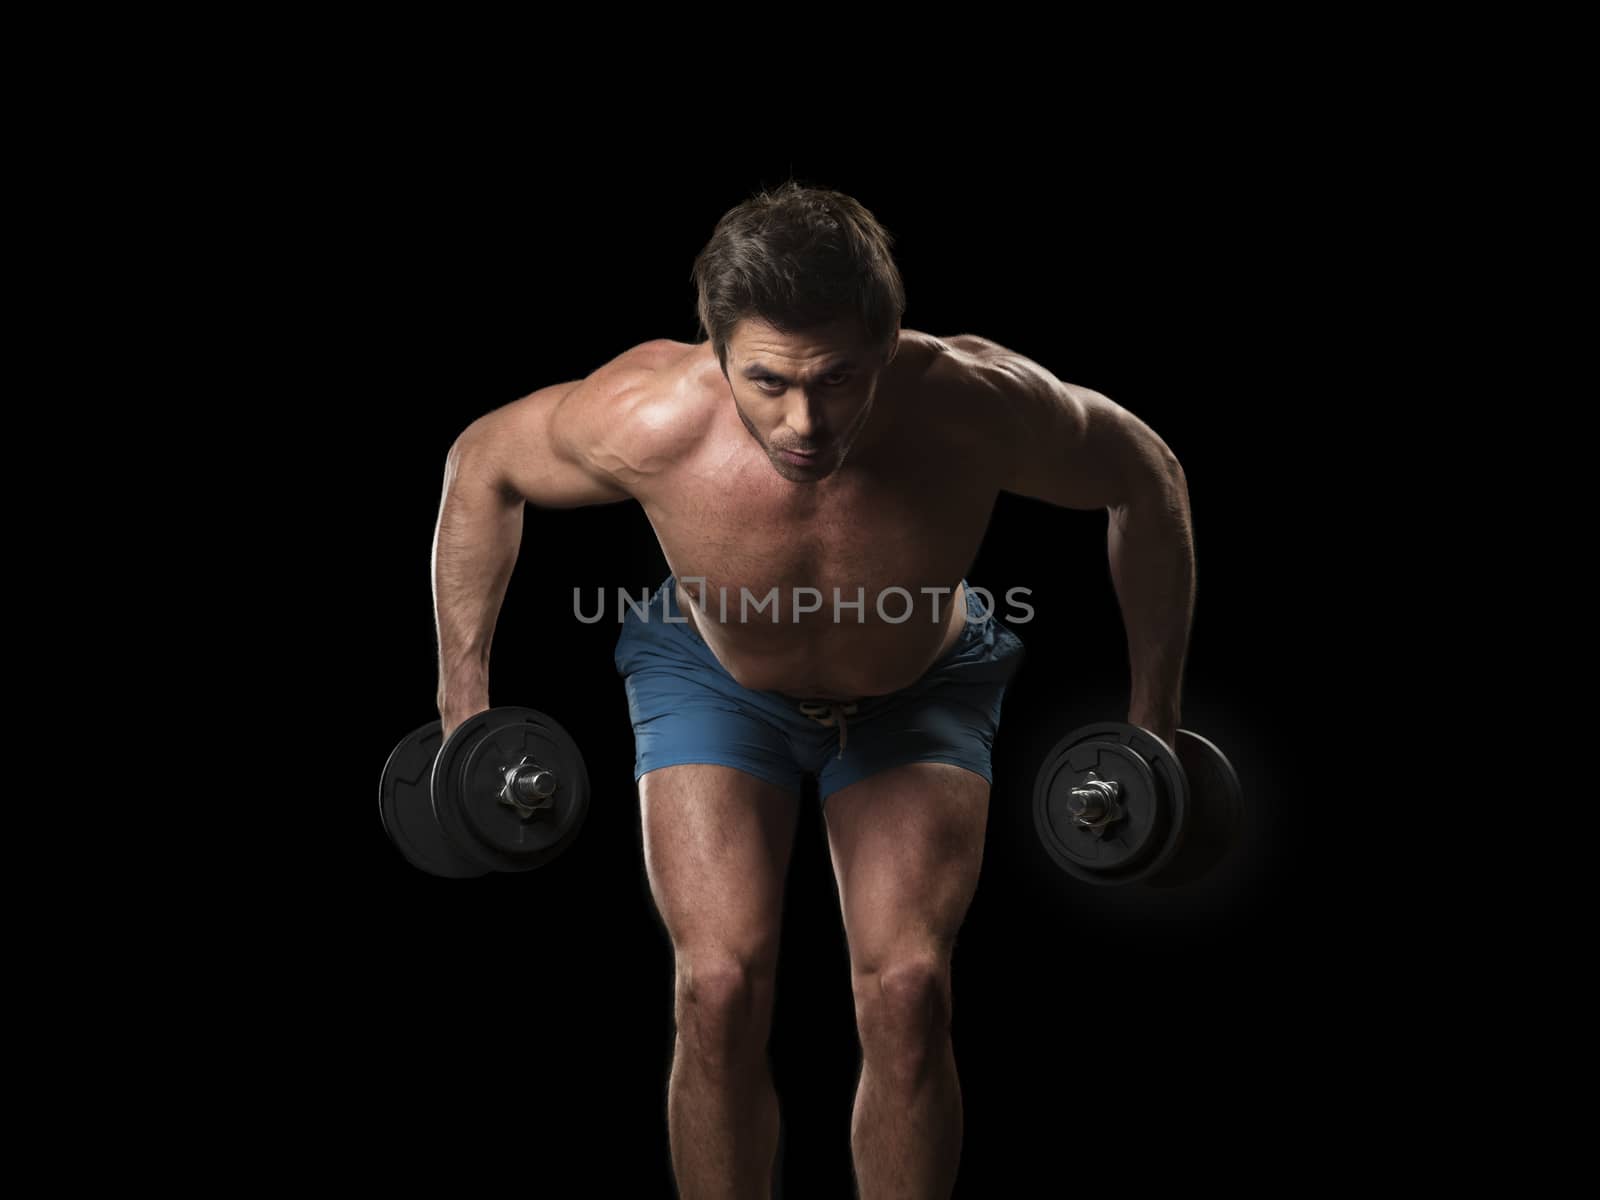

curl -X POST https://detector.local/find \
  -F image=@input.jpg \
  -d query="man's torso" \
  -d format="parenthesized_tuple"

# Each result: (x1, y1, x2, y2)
(618, 330, 1005, 700)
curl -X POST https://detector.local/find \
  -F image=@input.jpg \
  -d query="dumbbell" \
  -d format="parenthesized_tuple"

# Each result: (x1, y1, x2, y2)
(1032, 722, 1242, 887)
(379, 706, 591, 878)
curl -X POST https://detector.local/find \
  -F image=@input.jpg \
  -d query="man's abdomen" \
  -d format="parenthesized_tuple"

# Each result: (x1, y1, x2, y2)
(675, 576, 970, 699)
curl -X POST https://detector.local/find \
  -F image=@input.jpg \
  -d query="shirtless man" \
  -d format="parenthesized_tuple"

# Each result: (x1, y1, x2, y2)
(432, 182, 1194, 1199)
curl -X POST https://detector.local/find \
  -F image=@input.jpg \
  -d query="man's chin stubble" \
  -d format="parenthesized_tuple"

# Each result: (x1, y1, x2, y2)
(769, 451, 840, 483)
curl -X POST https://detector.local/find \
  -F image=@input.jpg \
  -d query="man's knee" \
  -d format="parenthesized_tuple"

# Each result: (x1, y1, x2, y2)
(674, 952, 778, 1070)
(853, 953, 953, 1077)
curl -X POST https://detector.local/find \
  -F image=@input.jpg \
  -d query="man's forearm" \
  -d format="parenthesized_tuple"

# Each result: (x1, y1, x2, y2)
(432, 439, 524, 720)
(1107, 464, 1195, 736)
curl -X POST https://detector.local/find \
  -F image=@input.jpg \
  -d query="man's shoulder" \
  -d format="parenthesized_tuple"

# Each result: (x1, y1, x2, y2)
(915, 331, 999, 381)
(899, 330, 1005, 399)
(589, 337, 703, 389)
(898, 331, 1091, 478)
(581, 339, 720, 485)
(620, 337, 701, 372)
(624, 337, 722, 431)
(916, 330, 1094, 412)
(896, 329, 1016, 425)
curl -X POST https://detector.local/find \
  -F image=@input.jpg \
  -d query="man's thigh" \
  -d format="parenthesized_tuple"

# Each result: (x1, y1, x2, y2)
(639, 763, 802, 966)
(821, 762, 989, 973)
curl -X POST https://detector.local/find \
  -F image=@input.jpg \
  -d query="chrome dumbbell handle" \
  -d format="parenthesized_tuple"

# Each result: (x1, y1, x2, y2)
(498, 756, 558, 819)
(1067, 773, 1124, 834)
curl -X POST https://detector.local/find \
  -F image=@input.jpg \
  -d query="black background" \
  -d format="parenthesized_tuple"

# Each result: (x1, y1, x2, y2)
(357, 147, 1366, 1191)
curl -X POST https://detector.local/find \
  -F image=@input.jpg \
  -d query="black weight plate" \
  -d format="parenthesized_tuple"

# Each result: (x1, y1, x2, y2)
(379, 721, 490, 878)
(1032, 722, 1189, 885)
(431, 706, 591, 873)
(459, 710, 590, 867)
(1040, 740, 1159, 874)
(1148, 730, 1243, 888)
(428, 709, 511, 873)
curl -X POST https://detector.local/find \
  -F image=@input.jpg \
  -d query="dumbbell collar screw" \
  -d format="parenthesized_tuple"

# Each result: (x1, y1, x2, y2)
(1067, 772, 1125, 836)
(498, 756, 557, 819)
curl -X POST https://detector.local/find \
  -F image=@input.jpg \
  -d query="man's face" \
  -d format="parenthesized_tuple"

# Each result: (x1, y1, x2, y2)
(723, 316, 896, 483)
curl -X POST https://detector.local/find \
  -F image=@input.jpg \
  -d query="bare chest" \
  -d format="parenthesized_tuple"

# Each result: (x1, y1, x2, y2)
(646, 446, 993, 623)
(632, 424, 998, 696)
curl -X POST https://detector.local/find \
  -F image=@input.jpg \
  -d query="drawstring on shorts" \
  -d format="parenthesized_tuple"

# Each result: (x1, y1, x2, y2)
(796, 700, 859, 758)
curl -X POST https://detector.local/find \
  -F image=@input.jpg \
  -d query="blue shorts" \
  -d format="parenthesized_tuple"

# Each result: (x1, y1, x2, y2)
(612, 575, 1025, 802)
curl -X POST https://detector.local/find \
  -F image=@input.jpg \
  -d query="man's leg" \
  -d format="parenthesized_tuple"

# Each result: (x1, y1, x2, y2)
(641, 763, 800, 1200)
(822, 762, 989, 1200)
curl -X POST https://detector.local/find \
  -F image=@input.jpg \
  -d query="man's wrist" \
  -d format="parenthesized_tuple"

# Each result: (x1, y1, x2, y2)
(438, 689, 490, 721)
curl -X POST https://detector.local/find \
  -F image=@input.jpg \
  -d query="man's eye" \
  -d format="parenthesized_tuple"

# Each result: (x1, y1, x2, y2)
(755, 375, 847, 390)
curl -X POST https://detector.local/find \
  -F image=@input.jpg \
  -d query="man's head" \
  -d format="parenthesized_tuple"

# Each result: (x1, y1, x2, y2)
(721, 314, 897, 482)
(691, 181, 907, 482)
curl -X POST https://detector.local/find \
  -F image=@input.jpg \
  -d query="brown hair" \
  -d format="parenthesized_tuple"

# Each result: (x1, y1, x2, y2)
(691, 180, 907, 373)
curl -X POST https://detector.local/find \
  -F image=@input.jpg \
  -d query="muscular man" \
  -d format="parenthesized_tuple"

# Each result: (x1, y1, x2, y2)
(432, 182, 1194, 1198)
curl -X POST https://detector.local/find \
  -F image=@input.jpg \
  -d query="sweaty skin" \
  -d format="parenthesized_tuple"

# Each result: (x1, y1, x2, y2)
(641, 332, 989, 700)
(433, 323, 1191, 736)
(431, 317, 1194, 1199)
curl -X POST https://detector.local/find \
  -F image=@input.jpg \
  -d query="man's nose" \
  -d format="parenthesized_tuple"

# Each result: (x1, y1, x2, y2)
(784, 394, 826, 441)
